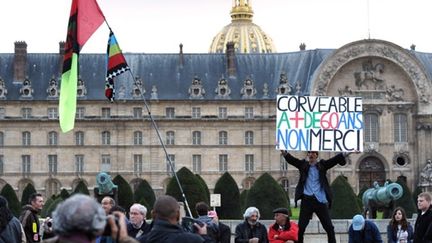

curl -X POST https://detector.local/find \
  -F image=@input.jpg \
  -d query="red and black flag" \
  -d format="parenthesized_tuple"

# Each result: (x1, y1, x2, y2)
(105, 31, 130, 102)
(59, 0, 104, 132)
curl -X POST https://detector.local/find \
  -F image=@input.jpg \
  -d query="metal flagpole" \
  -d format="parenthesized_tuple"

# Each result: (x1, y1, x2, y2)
(103, 18, 193, 217)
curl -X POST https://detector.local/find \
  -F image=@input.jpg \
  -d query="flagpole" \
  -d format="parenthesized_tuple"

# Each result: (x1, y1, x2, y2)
(102, 19, 193, 217)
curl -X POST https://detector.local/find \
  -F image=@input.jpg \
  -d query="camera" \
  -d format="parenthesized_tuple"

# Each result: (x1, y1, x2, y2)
(181, 217, 204, 233)
(102, 214, 120, 236)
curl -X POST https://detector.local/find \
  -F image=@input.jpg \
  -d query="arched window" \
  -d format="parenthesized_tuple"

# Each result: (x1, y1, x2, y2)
(245, 131, 254, 145)
(134, 131, 143, 145)
(48, 131, 58, 146)
(166, 131, 175, 145)
(219, 131, 228, 145)
(364, 113, 379, 142)
(192, 131, 201, 145)
(102, 131, 111, 145)
(394, 114, 407, 142)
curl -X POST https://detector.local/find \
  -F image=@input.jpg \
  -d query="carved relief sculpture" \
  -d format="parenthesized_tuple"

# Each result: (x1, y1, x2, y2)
(354, 59, 385, 90)
(132, 76, 145, 99)
(19, 77, 34, 99)
(46, 77, 59, 98)
(240, 76, 257, 99)
(276, 72, 292, 95)
(215, 76, 231, 99)
(77, 78, 87, 97)
(420, 159, 432, 186)
(386, 85, 404, 101)
(0, 77, 7, 99)
(188, 75, 205, 99)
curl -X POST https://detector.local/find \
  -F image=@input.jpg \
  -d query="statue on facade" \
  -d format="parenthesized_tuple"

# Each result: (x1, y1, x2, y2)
(362, 181, 403, 219)
(354, 60, 385, 90)
(420, 159, 432, 185)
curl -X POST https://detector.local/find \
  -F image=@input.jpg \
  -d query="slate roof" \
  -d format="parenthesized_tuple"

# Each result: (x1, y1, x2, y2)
(1, 49, 432, 101)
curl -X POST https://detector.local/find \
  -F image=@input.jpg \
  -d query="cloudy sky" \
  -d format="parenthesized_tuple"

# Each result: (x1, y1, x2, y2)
(1, 0, 431, 53)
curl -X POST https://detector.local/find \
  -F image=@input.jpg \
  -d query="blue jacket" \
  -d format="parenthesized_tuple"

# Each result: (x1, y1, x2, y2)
(386, 223, 413, 243)
(348, 220, 383, 243)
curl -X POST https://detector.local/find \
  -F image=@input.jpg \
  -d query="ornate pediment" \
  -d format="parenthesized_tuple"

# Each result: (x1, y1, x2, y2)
(188, 75, 205, 99)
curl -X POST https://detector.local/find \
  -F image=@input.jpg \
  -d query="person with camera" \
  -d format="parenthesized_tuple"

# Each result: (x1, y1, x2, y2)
(235, 206, 268, 243)
(42, 194, 138, 243)
(140, 195, 214, 243)
(20, 192, 44, 242)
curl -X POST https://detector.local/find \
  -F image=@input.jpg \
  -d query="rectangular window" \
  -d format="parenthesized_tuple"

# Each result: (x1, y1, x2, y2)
(102, 131, 111, 145)
(0, 107, 5, 119)
(218, 107, 227, 119)
(22, 155, 31, 175)
(48, 155, 58, 175)
(0, 155, 4, 175)
(134, 154, 143, 174)
(0, 132, 3, 147)
(47, 107, 58, 119)
(133, 131, 143, 145)
(219, 131, 228, 145)
(76, 107, 85, 119)
(75, 132, 84, 146)
(133, 107, 143, 118)
(245, 154, 254, 172)
(102, 107, 111, 118)
(101, 154, 111, 172)
(166, 131, 175, 145)
(364, 114, 379, 142)
(394, 114, 407, 142)
(22, 132, 31, 146)
(245, 131, 254, 145)
(280, 156, 288, 171)
(192, 131, 201, 145)
(75, 155, 84, 175)
(166, 154, 175, 175)
(219, 154, 228, 172)
(192, 154, 201, 173)
(48, 132, 58, 146)
(21, 108, 32, 119)
(245, 107, 254, 119)
(166, 107, 175, 118)
(192, 107, 201, 118)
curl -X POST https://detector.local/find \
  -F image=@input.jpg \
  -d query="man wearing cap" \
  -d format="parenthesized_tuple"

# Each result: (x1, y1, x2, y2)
(268, 208, 298, 243)
(281, 150, 352, 243)
(348, 214, 382, 243)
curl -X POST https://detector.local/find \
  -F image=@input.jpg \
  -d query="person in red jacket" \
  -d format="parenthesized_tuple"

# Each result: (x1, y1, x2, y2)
(268, 208, 298, 243)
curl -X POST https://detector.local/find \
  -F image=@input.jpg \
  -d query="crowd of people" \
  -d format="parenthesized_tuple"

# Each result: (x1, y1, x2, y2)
(0, 151, 431, 243)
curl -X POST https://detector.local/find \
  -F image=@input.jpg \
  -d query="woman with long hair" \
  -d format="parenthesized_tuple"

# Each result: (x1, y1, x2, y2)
(0, 195, 26, 242)
(387, 207, 414, 243)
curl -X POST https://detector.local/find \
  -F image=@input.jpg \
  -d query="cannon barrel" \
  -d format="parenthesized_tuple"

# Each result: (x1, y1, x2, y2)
(96, 172, 118, 195)
(362, 182, 403, 207)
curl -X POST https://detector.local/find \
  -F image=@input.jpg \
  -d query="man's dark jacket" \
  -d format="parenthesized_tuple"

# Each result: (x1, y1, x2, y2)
(140, 219, 214, 243)
(283, 153, 346, 208)
(19, 205, 40, 243)
(413, 205, 432, 243)
(126, 220, 151, 238)
(234, 220, 268, 243)
(348, 220, 382, 243)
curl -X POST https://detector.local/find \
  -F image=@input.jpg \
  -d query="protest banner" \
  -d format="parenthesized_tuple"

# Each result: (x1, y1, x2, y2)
(276, 95, 363, 152)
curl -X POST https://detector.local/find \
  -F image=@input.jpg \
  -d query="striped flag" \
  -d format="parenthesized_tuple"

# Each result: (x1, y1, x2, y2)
(59, 0, 105, 132)
(105, 31, 130, 102)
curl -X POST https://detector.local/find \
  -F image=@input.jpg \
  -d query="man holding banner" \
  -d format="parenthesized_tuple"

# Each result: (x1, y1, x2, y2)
(277, 95, 362, 243)
(281, 150, 352, 243)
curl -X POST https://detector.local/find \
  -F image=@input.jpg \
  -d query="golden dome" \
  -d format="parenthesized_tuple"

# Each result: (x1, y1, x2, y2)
(209, 0, 276, 54)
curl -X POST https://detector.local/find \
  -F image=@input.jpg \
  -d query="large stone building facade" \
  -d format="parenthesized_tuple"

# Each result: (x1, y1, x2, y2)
(1, 1, 432, 200)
